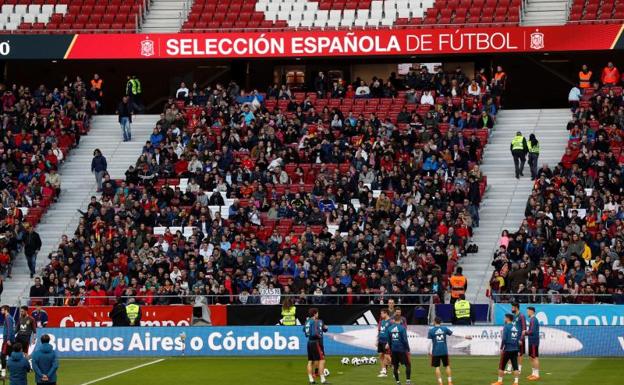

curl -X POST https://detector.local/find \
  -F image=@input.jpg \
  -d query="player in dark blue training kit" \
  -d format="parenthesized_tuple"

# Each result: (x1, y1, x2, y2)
(428, 316, 472, 385)
(304, 308, 329, 384)
(377, 308, 392, 377)
(525, 307, 541, 381)
(507, 302, 527, 374)
(492, 314, 520, 385)
(385, 314, 411, 385)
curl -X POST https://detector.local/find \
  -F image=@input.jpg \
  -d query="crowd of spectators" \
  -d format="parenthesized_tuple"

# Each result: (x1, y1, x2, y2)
(491, 62, 624, 304)
(0, 76, 93, 279)
(32, 65, 502, 306)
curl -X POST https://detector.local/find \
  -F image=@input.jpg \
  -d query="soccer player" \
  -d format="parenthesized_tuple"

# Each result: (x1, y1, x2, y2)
(304, 308, 329, 384)
(377, 308, 392, 377)
(492, 314, 520, 385)
(525, 307, 540, 381)
(1, 305, 15, 378)
(428, 317, 472, 385)
(386, 314, 412, 385)
(506, 303, 526, 374)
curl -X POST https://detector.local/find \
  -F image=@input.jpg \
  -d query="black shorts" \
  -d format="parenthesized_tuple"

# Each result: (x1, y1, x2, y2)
(499, 351, 519, 371)
(307, 340, 324, 361)
(518, 340, 526, 356)
(431, 355, 449, 368)
(377, 342, 390, 354)
(528, 343, 539, 358)
(16, 335, 31, 350)
(391, 351, 411, 367)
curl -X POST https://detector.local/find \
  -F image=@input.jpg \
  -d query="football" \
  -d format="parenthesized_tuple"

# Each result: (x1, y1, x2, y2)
(341, 357, 350, 365)
(323, 368, 330, 376)
(369, 357, 378, 364)
(351, 357, 361, 366)
(360, 357, 369, 364)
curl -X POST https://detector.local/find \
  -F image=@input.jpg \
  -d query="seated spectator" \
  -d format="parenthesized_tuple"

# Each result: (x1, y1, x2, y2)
(35, 69, 501, 307)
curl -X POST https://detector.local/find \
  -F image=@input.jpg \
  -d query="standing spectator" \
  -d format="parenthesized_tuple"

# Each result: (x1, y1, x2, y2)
(601, 61, 620, 85)
(6, 343, 29, 385)
(314, 72, 326, 97)
(15, 306, 36, 353)
(109, 297, 129, 326)
(91, 149, 107, 192)
(568, 84, 581, 112)
(29, 278, 46, 304)
(31, 335, 59, 385)
(23, 224, 42, 279)
(117, 96, 133, 142)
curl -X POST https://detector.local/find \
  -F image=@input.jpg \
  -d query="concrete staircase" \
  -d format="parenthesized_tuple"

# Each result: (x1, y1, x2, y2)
(3, 115, 158, 305)
(522, 0, 570, 26)
(463, 109, 571, 303)
(141, 0, 190, 32)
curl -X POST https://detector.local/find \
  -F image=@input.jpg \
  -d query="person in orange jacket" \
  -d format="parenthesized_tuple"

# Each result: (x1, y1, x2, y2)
(601, 62, 620, 86)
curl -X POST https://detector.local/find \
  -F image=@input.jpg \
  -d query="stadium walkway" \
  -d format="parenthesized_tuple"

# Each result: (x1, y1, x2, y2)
(3, 115, 158, 305)
(463, 108, 571, 303)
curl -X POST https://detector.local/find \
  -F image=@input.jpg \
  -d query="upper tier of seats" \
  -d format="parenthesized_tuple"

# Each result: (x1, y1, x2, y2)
(568, 0, 624, 24)
(0, 0, 143, 33)
(183, 0, 522, 31)
(2, 0, 624, 33)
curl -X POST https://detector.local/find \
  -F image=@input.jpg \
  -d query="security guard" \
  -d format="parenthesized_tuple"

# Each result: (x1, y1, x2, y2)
(126, 75, 143, 111)
(527, 134, 540, 181)
(281, 298, 297, 326)
(449, 267, 467, 304)
(125, 298, 142, 326)
(578, 65, 592, 89)
(510, 131, 529, 179)
(452, 294, 473, 325)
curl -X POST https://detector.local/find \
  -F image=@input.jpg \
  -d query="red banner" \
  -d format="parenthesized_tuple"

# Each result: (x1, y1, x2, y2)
(63, 24, 624, 59)
(33, 306, 193, 327)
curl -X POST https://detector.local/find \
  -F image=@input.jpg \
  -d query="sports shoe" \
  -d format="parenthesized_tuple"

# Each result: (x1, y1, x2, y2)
(377, 373, 388, 377)
(448, 382, 454, 385)
(491, 381, 503, 385)
(1, 369, 5, 378)
(527, 375, 540, 381)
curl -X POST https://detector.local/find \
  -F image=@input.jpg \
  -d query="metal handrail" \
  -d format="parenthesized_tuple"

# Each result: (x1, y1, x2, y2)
(23, 293, 439, 307)
(490, 292, 620, 303)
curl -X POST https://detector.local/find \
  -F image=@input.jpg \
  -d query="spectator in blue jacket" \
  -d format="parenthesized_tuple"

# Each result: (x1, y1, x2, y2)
(32, 335, 59, 385)
(6, 343, 29, 385)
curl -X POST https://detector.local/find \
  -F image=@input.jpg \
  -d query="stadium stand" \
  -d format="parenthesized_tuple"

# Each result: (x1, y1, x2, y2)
(568, 0, 624, 24)
(489, 62, 624, 305)
(0, 0, 144, 33)
(30, 67, 502, 307)
(0, 78, 92, 278)
(181, 0, 522, 32)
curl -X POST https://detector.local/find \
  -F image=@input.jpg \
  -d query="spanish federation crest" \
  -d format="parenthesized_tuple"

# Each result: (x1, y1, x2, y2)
(140, 37, 155, 57)
(530, 30, 544, 50)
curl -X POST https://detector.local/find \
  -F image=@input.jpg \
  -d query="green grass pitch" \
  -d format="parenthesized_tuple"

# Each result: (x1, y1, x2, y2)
(35, 356, 623, 385)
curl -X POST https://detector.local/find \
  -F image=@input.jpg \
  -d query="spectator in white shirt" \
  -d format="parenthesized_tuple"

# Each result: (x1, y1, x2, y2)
(355, 80, 370, 98)
(420, 90, 434, 105)
(568, 84, 582, 112)
(176, 82, 189, 99)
